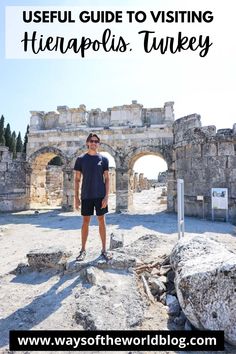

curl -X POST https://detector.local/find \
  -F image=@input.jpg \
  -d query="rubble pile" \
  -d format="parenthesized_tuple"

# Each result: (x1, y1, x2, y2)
(134, 254, 189, 330)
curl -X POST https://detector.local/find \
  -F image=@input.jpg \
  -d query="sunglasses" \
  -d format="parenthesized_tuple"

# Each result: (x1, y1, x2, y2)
(89, 139, 99, 143)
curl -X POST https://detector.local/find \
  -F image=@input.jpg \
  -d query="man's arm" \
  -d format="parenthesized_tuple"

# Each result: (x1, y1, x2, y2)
(74, 170, 81, 210)
(102, 170, 109, 208)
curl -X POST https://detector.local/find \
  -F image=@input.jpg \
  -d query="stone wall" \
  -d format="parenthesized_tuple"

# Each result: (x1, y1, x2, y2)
(26, 105, 174, 212)
(132, 172, 152, 192)
(109, 167, 116, 194)
(29, 100, 174, 131)
(0, 146, 27, 211)
(2, 100, 236, 222)
(45, 165, 63, 207)
(173, 115, 236, 222)
(158, 170, 168, 184)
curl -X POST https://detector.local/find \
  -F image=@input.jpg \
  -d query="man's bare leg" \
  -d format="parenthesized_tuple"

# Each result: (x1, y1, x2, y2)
(97, 215, 106, 251)
(81, 216, 91, 251)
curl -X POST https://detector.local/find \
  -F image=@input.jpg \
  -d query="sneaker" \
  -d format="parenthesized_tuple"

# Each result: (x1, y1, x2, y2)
(76, 250, 86, 261)
(100, 250, 112, 261)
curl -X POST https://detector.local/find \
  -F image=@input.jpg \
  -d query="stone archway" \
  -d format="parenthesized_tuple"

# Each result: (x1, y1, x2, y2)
(27, 147, 69, 209)
(26, 102, 175, 213)
(125, 145, 174, 212)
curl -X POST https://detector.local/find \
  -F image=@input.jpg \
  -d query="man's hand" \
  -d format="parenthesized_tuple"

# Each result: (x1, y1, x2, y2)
(75, 197, 80, 210)
(101, 196, 108, 209)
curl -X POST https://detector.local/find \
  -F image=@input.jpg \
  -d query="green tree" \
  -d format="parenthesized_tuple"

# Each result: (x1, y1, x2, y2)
(16, 132, 23, 153)
(0, 115, 5, 146)
(4, 123, 12, 149)
(10, 131, 17, 158)
(23, 124, 29, 153)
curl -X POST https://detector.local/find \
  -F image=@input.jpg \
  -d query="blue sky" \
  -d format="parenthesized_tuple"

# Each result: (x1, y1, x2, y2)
(1, 0, 236, 177)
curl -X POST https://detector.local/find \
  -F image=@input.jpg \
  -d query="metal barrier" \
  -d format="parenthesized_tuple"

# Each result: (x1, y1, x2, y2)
(177, 179, 184, 239)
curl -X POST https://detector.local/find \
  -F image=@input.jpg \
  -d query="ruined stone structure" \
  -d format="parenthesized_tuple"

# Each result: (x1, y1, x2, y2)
(108, 167, 116, 194)
(1, 100, 236, 223)
(45, 165, 63, 207)
(132, 172, 152, 192)
(174, 115, 236, 222)
(0, 147, 27, 211)
(158, 170, 168, 184)
(26, 100, 174, 213)
(138, 173, 150, 190)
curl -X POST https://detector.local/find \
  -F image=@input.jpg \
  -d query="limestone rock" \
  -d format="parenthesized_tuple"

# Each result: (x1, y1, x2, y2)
(149, 278, 166, 296)
(170, 235, 236, 346)
(12, 262, 30, 275)
(120, 234, 161, 262)
(97, 252, 137, 270)
(166, 294, 180, 316)
(27, 246, 72, 270)
(109, 232, 124, 250)
(75, 272, 145, 330)
(86, 267, 97, 285)
(159, 265, 171, 275)
(174, 310, 187, 326)
(158, 275, 168, 283)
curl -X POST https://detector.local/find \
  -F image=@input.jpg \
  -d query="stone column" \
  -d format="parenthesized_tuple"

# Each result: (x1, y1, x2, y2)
(167, 171, 176, 212)
(29, 164, 47, 208)
(116, 168, 133, 212)
(144, 177, 148, 189)
(62, 167, 74, 211)
(164, 102, 175, 122)
(133, 172, 138, 192)
(130, 172, 134, 191)
(139, 173, 144, 190)
(25, 164, 32, 209)
(109, 167, 116, 193)
(29, 111, 44, 131)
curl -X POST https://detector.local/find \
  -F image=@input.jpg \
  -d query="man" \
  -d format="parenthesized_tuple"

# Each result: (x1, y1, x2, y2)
(74, 133, 111, 261)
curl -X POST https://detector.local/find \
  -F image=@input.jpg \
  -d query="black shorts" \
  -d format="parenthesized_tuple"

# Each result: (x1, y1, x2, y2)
(81, 198, 108, 216)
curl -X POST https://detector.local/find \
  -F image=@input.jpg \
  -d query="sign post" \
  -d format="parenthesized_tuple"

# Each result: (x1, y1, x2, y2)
(177, 179, 184, 239)
(197, 195, 205, 219)
(211, 188, 229, 222)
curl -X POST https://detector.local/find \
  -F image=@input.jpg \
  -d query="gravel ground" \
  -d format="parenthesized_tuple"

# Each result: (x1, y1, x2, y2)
(0, 188, 235, 353)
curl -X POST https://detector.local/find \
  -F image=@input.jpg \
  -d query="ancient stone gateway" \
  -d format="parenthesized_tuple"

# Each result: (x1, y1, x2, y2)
(1, 100, 236, 221)
(26, 101, 175, 212)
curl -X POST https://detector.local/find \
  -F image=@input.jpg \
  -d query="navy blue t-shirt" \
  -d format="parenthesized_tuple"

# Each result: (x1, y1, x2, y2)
(74, 153, 109, 199)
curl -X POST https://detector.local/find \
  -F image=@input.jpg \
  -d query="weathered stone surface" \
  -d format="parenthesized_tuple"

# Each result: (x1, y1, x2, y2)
(86, 267, 97, 285)
(218, 142, 234, 156)
(166, 294, 180, 315)
(202, 142, 217, 156)
(97, 252, 137, 270)
(109, 232, 124, 250)
(207, 156, 227, 169)
(170, 236, 236, 346)
(149, 277, 166, 296)
(173, 114, 201, 144)
(174, 310, 187, 326)
(27, 246, 72, 270)
(159, 265, 171, 275)
(75, 271, 146, 330)
(158, 275, 167, 283)
(12, 262, 30, 275)
(119, 234, 161, 262)
(2, 100, 236, 221)
(66, 252, 138, 274)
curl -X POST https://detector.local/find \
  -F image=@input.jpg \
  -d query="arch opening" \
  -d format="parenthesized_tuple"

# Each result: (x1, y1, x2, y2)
(46, 156, 64, 208)
(129, 152, 168, 213)
(28, 149, 66, 209)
